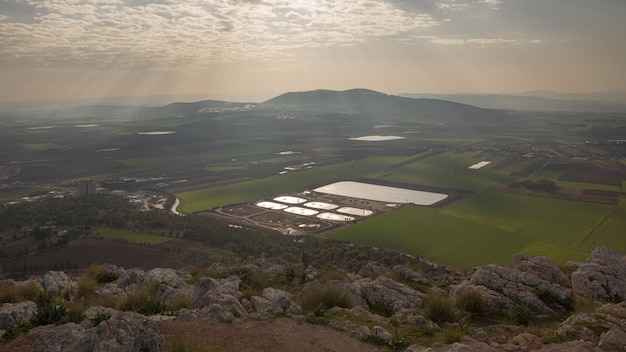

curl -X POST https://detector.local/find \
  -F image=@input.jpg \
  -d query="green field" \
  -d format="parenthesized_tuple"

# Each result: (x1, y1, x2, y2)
(176, 149, 625, 270)
(176, 156, 405, 212)
(93, 228, 171, 245)
(325, 192, 613, 270)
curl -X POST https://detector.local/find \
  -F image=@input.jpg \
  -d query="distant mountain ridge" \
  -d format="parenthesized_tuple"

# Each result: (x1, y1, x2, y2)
(400, 92, 626, 113)
(261, 88, 490, 119)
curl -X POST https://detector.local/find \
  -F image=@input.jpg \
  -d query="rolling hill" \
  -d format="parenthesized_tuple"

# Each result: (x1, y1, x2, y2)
(260, 88, 492, 120)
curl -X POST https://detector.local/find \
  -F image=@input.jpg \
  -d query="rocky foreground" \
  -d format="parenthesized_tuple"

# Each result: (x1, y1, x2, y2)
(1, 247, 625, 352)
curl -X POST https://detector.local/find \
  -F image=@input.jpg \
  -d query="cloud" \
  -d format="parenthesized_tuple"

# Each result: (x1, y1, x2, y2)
(479, 0, 501, 8)
(0, 0, 442, 71)
(422, 35, 540, 46)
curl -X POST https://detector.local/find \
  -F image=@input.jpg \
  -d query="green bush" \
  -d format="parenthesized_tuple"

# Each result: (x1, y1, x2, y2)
(235, 268, 271, 298)
(423, 292, 457, 325)
(369, 298, 395, 318)
(455, 289, 487, 318)
(119, 283, 159, 313)
(512, 300, 535, 325)
(96, 271, 120, 284)
(139, 299, 167, 315)
(2, 320, 32, 340)
(66, 306, 86, 324)
(31, 303, 67, 326)
(298, 284, 354, 317)
(33, 291, 55, 307)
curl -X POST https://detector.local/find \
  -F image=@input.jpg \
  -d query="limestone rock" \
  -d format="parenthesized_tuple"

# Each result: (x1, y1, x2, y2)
(40, 271, 78, 293)
(145, 268, 191, 288)
(31, 315, 162, 352)
(0, 301, 37, 329)
(535, 340, 603, 352)
(598, 326, 626, 351)
(571, 247, 626, 303)
(261, 287, 303, 315)
(353, 276, 423, 315)
(469, 264, 572, 314)
(116, 268, 147, 289)
(94, 283, 127, 301)
(358, 263, 389, 278)
(372, 325, 393, 344)
(191, 276, 241, 308)
(513, 332, 543, 350)
(511, 253, 571, 288)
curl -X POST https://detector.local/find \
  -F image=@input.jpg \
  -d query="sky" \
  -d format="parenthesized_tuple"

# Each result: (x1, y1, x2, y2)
(1, 0, 625, 104)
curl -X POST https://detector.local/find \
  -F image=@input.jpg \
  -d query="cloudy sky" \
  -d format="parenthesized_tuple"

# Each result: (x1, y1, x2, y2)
(1, 0, 625, 103)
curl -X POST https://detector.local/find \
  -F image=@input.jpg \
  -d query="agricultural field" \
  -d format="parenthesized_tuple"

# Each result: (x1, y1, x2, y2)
(325, 192, 618, 270)
(2, 90, 625, 272)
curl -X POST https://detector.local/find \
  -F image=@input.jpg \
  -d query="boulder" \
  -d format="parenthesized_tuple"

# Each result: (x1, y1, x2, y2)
(535, 340, 603, 352)
(40, 271, 78, 293)
(413, 336, 516, 352)
(571, 247, 626, 302)
(513, 332, 543, 350)
(116, 268, 147, 289)
(94, 283, 127, 301)
(31, 315, 162, 352)
(372, 325, 393, 344)
(469, 264, 572, 314)
(358, 263, 389, 278)
(511, 253, 570, 288)
(0, 301, 37, 329)
(145, 268, 191, 288)
(391, 265, 425, 282)
(353, 276, 423, 315)
(261, 287, 303, 315)
(191, 276, 241, 308)
(450, 282, 515, 315)
(598, 326, 626, 351)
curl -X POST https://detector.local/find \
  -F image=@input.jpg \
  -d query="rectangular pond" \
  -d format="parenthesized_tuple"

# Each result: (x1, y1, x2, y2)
(313, 181, 448, 206)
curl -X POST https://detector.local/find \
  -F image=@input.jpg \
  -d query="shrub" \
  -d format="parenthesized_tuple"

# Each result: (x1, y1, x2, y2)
(455, 289, 487, 318)
(298, 284, 354, 317)
(573, 295, 597, 314)
(31, 303, 67, 326)
(138, 299, 167, 315)
(2, 320, 32, 340)
(512, 300, 535, 325)
(423, 292, 457, 325)
(66, 305, 86, 324)
(33, 291, 55, 307)
(235, 268, 271, 298)
(77, 276, 100, 299)
(166, 296, 192, 311)
(369, 298, 395, 318)
(119, 283, 158, 312)
(441, 327, 464, 344)
(96, 271, 120, 284)
(0, 281, 19, 303)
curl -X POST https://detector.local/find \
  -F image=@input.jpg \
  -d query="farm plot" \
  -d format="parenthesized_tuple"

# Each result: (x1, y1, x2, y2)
(574, 199, 626, 253)
(325, 191, 610, 269)
(559, 163, 622, 186)
(176, 156, 406, 213)
(385, 151, 507, 192)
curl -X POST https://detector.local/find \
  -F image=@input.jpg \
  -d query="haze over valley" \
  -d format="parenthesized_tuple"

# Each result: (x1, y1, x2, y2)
(1, 2, 626, 351)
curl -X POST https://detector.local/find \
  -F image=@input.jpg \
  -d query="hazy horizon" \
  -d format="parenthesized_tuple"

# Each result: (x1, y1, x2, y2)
(1, 0, 625, 104)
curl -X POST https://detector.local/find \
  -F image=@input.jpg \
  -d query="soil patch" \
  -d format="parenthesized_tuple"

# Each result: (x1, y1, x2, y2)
(2, 238, 181, 277)
(559, 164, 622, 186)
(157, 318, 384, 352)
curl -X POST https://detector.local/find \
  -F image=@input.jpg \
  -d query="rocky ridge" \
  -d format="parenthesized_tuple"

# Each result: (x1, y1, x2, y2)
(0, 247, 625, 352)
